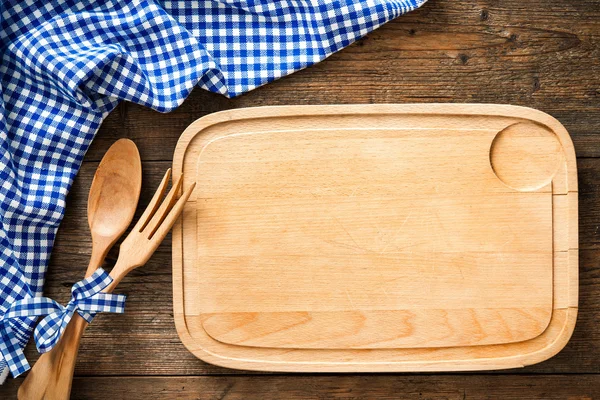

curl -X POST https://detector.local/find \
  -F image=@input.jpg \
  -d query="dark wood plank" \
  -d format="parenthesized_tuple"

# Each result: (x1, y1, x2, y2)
(3, 375, 600, 399)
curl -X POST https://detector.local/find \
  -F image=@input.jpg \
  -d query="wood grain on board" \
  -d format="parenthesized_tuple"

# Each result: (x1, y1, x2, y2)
(171, 104, 577, 372)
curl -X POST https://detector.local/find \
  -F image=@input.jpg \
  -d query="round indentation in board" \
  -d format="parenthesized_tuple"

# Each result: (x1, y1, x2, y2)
(490, 122, 564, 191)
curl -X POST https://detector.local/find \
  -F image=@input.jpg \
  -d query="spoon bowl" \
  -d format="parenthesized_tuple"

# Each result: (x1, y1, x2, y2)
(87, 139, 142, 253)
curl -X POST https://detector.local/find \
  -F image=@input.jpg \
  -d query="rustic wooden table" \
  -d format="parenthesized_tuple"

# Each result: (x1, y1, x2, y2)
(2, 0, 600, 398)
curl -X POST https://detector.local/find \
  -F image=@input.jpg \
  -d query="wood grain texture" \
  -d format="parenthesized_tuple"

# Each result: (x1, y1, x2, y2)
(4, 375, 600, 399)
(1, 0, 598, 396)
(172, 104, 576, 371)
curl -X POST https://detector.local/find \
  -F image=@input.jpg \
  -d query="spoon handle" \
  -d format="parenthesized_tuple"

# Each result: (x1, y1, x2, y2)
(18, 250, 135, 400)
(18, 316, 88, 400)
(17, 245, 108, 400)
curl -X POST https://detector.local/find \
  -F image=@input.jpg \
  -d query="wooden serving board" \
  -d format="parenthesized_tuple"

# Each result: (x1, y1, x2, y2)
(172, 104, 578, 372)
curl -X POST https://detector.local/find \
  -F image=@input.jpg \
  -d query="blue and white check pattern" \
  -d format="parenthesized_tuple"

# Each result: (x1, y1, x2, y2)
(0, 268, 125, 376)
(32, 268, 125, 355)
(0, 0, 426, 378)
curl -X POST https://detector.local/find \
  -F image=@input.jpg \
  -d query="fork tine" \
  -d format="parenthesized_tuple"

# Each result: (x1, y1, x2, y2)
(149, 182, 196, 242)
(135, 168, 171, 232)
(144, 173, 184, 238)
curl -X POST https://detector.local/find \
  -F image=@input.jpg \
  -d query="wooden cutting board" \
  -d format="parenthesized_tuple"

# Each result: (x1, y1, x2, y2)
(172, 104, 578, 372)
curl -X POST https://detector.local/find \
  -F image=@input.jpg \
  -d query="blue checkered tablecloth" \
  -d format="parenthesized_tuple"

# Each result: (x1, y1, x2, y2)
(0, 0, 425, 379)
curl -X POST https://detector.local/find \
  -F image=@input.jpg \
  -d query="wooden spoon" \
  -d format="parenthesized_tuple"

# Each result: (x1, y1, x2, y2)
(18, 139, 142, 400)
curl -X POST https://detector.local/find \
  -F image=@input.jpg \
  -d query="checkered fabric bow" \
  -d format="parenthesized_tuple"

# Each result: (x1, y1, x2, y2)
(0, 268, 125, 376)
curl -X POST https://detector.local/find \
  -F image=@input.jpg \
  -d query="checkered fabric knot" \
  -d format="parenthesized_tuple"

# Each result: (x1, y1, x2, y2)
(0, 268, 125, 376)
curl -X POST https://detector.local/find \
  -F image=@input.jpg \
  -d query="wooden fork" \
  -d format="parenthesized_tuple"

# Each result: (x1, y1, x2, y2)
(18, 169, 195, 400)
